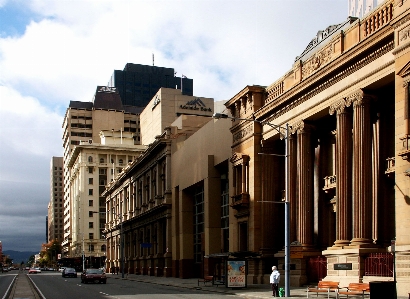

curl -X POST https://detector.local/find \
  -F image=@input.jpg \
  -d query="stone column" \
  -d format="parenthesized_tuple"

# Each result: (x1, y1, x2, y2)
(288, 133, 298, 243)
(347, 91, 373, 246)
(330, 99, 353, 247)
(296, 121, 314, 247)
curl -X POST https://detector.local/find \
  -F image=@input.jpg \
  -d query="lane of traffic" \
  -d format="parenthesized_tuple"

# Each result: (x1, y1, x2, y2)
(0, 274, 17, 299)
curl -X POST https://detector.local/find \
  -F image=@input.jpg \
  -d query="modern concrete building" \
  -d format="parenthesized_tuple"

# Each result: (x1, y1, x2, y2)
(108, 63, 193, 107)
(222, 0, 409, 296)
(62, 86, 142, 257)
(48, 157, 64, 243)
(139, 88, 214, 145)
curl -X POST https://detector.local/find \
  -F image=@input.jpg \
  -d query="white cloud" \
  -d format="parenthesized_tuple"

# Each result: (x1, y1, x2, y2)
(0, 0, 348, 251)
(0, 85, 62, 157)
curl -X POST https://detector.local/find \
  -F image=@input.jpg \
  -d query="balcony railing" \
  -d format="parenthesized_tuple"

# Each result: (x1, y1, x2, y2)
(398, 134, 410, 160)
(231, 193, 250, 209)
(385, 157, 395, 176)
(364, 253, 393, 277)
(323, 175, 336, 192)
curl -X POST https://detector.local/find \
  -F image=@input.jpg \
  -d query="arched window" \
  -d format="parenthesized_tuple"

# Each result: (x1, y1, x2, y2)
(88, 156, 93, 163)
(101, 244, 106, 252)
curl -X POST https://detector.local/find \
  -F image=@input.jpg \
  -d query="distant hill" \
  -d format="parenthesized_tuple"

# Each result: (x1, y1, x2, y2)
(2, 250, 37, 264)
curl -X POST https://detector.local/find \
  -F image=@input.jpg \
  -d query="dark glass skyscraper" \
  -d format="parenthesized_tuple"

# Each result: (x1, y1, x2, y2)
(108, 63, 193, 107)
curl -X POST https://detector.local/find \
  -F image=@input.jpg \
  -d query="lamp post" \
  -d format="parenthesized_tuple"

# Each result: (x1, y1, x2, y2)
(213, 113, 290, 297)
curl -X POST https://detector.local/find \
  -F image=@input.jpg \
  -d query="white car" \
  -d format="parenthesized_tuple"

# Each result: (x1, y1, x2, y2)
(28, 268, 41, 274)
(58, 267, 66, 272)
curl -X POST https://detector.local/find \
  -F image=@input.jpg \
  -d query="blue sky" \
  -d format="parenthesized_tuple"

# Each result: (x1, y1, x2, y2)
(0, 0, 348, 252)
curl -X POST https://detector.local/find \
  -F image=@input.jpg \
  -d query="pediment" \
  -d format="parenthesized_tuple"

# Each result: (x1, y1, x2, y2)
(397, 61, 410, 78)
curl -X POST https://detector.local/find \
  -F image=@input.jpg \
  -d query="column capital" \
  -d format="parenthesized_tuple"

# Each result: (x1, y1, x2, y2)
(345, 89, 376, 107)
(329, 99, 351, 115)
(292, 120, 315, 134)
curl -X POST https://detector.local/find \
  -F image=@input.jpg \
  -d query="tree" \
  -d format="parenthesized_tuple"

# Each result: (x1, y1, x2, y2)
(40, 240, 62, 267)
(27, 255, 35, 267)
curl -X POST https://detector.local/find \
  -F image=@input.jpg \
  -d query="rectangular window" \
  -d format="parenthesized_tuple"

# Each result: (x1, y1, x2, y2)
(89, 211, 94, 217)
(221, 174, 229, 252)
(89, 200, 93, 207)
(88, 167, 93, 174)
(239, 222, 248, 252)
(89, 222, 93, 228)
(89, 233, 94, 239)
(193, 184, 204, 264)
(89, 178, 93, 184)
(88, 189, 93, 196)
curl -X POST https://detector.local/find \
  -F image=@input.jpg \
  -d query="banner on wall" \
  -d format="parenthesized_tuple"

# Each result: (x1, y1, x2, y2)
(227, 260, 246, 288)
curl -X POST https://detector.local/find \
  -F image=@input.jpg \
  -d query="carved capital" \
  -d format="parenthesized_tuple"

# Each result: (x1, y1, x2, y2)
(293, 120, 314, 134)
(330, 99, 349, 115)
(345, 90, 364, 107)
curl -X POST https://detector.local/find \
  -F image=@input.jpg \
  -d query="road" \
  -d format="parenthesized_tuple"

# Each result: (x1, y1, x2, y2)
(0, 273, 17, 299)
(29, 272, 236, 299)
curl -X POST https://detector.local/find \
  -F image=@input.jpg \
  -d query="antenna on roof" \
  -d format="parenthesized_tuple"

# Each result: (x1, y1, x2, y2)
(152, 53, 154, 66)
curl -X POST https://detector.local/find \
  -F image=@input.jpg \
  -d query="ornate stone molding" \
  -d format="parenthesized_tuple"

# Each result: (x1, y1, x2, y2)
(399, 24, 410, 43)
(292, 120, 314, 134)
(232, 123, 253, 144)
(259, 40, 394, 123)
(329, 99, 348, 115)
(345, 90, 365, 107)
(230, 153, 250, 166)
(302, 43, 334, 79)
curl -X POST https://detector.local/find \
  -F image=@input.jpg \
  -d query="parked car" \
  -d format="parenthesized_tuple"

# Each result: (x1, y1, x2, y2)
(80, 268, 106, 284)
(28, 268, 41, 274)
(58, 267, 66, 272)
(62, 267, 77, 278)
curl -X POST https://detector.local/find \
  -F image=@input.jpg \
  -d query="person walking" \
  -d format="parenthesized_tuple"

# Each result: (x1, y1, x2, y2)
(270, 266, 280, 297)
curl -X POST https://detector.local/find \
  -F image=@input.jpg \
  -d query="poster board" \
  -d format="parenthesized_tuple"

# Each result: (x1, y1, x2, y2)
(227, 260, 246, 288)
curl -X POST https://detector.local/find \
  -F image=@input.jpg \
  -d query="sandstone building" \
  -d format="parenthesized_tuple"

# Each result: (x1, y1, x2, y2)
(222, 0, 409, 296)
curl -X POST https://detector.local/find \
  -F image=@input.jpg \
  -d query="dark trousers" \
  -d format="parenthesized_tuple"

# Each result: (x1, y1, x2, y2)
(271, 283, 279, 296)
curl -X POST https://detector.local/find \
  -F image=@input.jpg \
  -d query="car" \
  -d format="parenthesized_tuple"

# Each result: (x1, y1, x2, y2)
(62, 267, 77, 278)
(28, 268, 41, 274)
(25, 267, 30, 270)
(58, 267, 66, 272)
(81, 268, 106, 284)
(2, 267, 8, 272)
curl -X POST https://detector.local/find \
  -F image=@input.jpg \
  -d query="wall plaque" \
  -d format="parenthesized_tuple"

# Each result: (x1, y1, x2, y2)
(334, 263, 352, 270)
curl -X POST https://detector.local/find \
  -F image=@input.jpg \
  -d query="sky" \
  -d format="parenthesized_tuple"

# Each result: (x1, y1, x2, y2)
(0, 0, 348, 252)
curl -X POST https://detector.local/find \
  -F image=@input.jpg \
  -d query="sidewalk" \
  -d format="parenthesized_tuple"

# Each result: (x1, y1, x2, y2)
(108, 273, 308, 298)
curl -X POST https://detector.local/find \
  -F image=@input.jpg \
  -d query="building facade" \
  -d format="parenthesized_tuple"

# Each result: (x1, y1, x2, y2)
(67, 131, 146, 262)
(108, 63, 193, 107)
(48, 157, 64, 243)
(223, 0, 409, 296)
(102, 89, 226, 276)
(62, 87, 142, 257)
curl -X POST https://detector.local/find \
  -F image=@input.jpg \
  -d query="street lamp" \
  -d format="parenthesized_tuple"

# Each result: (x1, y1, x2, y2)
(93, 211, 124, 278)
(213, 112, 290, 297)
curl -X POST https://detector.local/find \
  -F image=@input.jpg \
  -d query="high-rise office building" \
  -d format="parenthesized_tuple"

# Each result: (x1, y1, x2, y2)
(62, 87, 142, 258)
(48, 156, 64, 243)
(108, 63, 193, 107)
